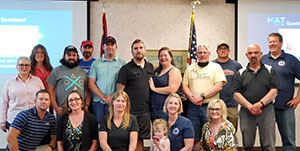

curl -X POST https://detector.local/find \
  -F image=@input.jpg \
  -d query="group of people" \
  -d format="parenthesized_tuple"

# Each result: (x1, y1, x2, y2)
(0, 32, 299, 151)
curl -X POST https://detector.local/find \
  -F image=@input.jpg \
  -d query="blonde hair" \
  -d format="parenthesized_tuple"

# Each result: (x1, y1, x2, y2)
(206, 99, 227, 122)
(152, 119, 169, 136)
(107, 90, 131, 130)
(163, 93, 183, 114)
(63, 90, 86, 114)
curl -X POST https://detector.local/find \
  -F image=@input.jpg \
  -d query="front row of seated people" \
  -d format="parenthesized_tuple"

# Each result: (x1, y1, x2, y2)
(6, 89, 236, 151)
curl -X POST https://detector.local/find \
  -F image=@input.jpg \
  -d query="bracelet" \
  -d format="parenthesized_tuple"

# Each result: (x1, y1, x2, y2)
(48, 145, 54, 150)
(260, 101, 265, 107)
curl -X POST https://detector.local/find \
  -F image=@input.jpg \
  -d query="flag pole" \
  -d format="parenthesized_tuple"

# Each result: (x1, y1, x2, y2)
(187, 1, 201, 65)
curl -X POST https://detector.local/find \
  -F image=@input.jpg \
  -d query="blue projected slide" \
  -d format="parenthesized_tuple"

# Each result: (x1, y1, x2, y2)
(0, 10, 72, 73)
(248, 14, 300, 60)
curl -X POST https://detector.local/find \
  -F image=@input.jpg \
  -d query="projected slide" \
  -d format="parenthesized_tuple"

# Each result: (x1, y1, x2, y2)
(0, 10, 72, 73)
(248, 14, 300, 60)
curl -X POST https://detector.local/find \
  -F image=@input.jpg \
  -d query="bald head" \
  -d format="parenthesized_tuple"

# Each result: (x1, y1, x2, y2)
(246, 44, 263, 65)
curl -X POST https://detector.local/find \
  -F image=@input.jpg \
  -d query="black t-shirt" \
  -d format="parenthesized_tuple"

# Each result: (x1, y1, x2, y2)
(117, 59, 154, 113)
(99, 115, 139, 150)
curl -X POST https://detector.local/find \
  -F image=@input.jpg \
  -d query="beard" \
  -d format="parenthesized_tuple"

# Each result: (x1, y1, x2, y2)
(133, 54, 144, 60)
(83, 52, 92, 59)
(60, 58, 80, 68)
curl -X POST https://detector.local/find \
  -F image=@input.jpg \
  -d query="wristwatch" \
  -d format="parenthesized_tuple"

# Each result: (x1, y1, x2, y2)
(200, 93, 205, 100)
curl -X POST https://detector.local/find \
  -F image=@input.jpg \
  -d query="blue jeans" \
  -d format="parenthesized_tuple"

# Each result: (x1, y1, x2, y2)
(93, 102, 109, 123)
(151, 108, 168, 121)
(275, 107, 296, 151)
(187, 103, 208, 141)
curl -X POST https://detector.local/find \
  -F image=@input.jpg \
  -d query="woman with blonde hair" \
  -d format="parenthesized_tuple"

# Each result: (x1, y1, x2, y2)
(163, 93, 194, 151)
(99, 90, 139, 151)
(201, 99, 236, 151)
(57, 91, 98, 151)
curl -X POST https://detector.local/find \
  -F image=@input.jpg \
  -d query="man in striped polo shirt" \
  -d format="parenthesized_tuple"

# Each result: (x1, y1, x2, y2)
(6, 89, 57, 151)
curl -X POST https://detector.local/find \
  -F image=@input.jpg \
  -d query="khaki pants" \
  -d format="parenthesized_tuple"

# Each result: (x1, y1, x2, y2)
(227, 107, 239, 145)
(35, 144, 57, 151)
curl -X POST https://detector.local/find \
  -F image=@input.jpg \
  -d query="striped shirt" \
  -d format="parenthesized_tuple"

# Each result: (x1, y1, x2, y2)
(6, 106, 57, 151)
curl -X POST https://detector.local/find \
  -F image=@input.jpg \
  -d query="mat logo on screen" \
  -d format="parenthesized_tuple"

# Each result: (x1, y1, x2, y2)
(267, 17, 285, 27)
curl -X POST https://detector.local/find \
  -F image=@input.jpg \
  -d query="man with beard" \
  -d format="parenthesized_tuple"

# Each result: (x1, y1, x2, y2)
(234, 44, 279, 151)
(6, 89, 56, 151)
(117, 39, 154, 151)
(182, 44, 226, 151)
(79, 40, 96, 75)
(261, 33, 300, 151)
(89, 36, 126, 123)
(47, 45, 88, 116)
(79, 40, 95, 112)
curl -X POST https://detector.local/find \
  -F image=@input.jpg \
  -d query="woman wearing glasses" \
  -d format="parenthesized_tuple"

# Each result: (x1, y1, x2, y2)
(0, 56, 44, 132)
(201, 99, 236, 151)
(57, 91, 98, 151)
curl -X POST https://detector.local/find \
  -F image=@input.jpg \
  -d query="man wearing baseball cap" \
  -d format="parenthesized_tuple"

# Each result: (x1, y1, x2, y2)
(212, 40, 242, 143)
(79, 40, 96, 75)
(47, 45, 89, 116)
(89, 36, 126, 123)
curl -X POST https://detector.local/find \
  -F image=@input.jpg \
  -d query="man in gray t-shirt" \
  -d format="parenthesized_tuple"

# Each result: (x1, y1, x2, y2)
(47, 45, 88, 116)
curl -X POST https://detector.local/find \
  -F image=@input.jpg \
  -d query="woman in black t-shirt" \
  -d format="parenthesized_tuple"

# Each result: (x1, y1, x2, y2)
(99, 90, 139, 151)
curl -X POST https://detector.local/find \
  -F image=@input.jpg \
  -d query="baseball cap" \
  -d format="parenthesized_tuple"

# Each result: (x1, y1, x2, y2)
(217, 40, 230, 49)
(81, 40, 93, 48)
(64, 45, 78, 54)
(104, 36, 117, 44)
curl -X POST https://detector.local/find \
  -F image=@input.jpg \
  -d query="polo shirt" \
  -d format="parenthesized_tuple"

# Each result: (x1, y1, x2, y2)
(233, 62, 280, 104)
(89, 56, 126, 104)
(261, 51, 300, 109)
(167, 115, 194, 151)
(117, 59, 154, 114)
(7, 106, 57, 151)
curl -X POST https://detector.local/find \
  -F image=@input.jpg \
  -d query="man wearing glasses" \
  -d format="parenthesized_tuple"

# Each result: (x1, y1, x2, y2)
(234, 44, 279, 151)
(182, 44, 227, 151)
(0, 56, 44, 132)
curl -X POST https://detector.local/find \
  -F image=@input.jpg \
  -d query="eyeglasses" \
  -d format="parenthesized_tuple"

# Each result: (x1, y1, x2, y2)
(69, 97, 81, 102)
(18, 64, 31, 67)
(209, 108, 222, 112)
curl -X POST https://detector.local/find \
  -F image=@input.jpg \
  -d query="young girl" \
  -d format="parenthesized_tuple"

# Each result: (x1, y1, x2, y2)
(150, 119, 170, 151)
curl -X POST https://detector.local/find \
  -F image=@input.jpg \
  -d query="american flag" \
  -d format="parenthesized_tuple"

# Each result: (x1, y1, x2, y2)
(100, 12, 107, 57)
(187, 12, 197, 65)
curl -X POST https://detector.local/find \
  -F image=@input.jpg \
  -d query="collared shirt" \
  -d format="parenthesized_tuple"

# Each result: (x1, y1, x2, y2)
(167, 115, 194, 151)
(233, 62, 280, 104)
(261, 51, 300, 109)
(7, 106, 57, 151)
(117, 59, 154, 114)
(89, 55, 126, 103)
(0, 74, 44, 123)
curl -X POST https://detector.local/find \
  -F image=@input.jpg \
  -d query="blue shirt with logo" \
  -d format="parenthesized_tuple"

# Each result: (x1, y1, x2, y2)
(79, 58, 96, 75)
(261, 50, 300, 109)
(167, 115, 194, 151)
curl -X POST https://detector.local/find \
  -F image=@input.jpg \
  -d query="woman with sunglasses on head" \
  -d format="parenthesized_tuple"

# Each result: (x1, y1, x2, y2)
(57, 91, 98, 151)
(201, 99, 236, 151)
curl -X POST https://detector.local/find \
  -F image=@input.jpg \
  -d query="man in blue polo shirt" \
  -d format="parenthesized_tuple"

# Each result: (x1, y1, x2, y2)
(6, 89, 57, 151)
(261, 33, 300, 151)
